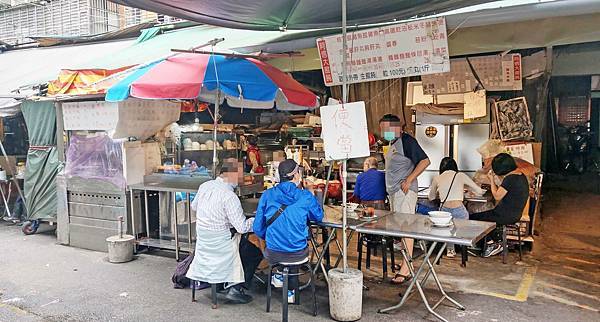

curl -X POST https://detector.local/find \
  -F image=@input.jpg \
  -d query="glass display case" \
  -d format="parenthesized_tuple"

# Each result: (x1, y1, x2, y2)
(177, 131, 239, 170)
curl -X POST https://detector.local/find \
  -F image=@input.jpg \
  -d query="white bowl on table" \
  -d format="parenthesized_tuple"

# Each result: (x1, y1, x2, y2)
(346, 202, 359, 212)
(427, 211, 453, 226)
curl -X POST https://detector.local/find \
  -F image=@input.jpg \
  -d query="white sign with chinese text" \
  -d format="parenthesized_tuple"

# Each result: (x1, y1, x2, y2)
(316, 17, 450, 87)
(463, 90, 487, 120)
(505, 143, 534, 164)
(320, 101, 370, 160)
(421, 54, 522, 94)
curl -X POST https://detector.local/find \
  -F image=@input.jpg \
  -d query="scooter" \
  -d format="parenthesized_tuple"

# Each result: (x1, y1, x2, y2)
(563, 125, 594, 174)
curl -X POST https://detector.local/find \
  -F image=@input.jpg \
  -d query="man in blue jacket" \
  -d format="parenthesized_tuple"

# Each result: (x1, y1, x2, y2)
(253, 159, 323, 303)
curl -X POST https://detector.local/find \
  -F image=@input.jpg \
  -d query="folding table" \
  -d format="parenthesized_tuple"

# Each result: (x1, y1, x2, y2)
(309, 206, 393, 283)
(355, 213, 495, 322)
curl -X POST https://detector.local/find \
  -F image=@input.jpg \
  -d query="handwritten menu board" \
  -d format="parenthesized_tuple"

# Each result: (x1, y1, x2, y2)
(317, 17, 450, 86)
(63, 99, 180, 141)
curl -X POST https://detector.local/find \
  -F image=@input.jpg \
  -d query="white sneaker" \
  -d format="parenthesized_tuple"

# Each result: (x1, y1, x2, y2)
(446, 247, 456, 258)
(271, 273, 283, 288)
(287, 290, 295, 304)
(483, 243, 503, 258)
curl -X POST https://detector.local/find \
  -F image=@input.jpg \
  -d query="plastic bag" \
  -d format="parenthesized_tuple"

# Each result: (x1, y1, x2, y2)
(65, 133, 125, 189)
(476, 139, 506, 159)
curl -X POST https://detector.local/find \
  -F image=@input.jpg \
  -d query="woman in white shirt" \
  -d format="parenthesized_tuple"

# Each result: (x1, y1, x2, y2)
(429, 157, 485, 257)
(429, 157, 485, 220)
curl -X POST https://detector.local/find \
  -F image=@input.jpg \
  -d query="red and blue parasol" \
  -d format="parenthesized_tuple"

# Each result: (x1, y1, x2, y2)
(106, 53, 318, 111)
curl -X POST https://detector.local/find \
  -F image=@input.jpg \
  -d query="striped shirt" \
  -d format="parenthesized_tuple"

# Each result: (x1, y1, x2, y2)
(191, 177, 254, 233)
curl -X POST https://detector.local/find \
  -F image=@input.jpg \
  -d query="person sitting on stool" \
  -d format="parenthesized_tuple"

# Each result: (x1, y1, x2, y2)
(186, 158, 262, 304)
(470, 153, 529, 257)
(352, 156, 387, 210)
(253, 159, 323, 303)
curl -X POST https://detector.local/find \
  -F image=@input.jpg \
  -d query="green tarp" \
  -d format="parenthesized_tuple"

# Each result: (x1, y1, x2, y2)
(135, 27, 162, 44)
(21, 100, 63, 221)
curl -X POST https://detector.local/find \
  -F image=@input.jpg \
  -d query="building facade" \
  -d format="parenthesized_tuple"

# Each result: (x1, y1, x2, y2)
(0, 0, 182, 46)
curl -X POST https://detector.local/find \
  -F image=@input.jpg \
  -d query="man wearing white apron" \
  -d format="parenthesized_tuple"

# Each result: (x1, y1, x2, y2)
(186, 158, 259, 304)
(380, 114, 430, 285)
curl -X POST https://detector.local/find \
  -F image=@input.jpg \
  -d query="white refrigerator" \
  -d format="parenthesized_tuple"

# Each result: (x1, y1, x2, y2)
(415, 123, 489, 188)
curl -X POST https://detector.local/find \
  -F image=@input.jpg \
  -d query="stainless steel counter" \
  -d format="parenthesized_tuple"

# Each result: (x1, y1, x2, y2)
(128, 178, 202, 260)
(355, 213, 495, 247)
(129, 182, 199, 194)
(131, 174, 211, 193)
(128, 175, 262, 260)
(136, 173, 264, 197)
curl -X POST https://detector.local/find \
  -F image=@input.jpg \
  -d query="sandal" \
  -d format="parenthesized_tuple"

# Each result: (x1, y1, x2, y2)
(390, 273, 412, 285)
(393, 264, 402, 271)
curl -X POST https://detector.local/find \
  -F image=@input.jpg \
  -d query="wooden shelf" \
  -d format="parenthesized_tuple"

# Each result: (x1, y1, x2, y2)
(507, 235, 534, 242)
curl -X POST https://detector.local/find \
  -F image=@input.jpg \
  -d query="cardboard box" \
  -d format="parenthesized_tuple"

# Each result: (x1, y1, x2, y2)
(0, 156, 16, 176)
(531, 142, 542, 168)
(305, 115, 321, 126)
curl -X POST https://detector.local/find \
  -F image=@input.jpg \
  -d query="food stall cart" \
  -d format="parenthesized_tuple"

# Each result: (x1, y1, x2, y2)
(95, 49, 319, 258)
(61, 98, 181, 252)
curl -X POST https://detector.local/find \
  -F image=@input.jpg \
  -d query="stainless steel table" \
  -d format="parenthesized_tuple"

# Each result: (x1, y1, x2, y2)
(417, 189, 490, 203)
(309, 206, 393, 283)
(355, 213, 495, 322)
(129, 181, 201, 261)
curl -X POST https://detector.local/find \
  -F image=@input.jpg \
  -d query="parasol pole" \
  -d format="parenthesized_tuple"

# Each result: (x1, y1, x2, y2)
(341, 0, 349, 273)
(208, 40, 224, 178)
(212, 90, 220, 178)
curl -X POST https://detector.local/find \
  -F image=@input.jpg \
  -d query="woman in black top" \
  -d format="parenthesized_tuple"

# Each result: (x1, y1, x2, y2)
(471, 153, 529, 257)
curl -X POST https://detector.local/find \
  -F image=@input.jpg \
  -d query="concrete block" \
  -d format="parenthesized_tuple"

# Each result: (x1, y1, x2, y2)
(328, 268, 363, 321)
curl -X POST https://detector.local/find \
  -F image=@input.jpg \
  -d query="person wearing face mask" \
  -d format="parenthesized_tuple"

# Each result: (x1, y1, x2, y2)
(379, 114, 430, 285)
(253, 159, 324, 303)
(186, 158, 261, 304)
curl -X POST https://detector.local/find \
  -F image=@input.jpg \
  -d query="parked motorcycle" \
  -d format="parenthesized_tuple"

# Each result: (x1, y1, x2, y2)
(562, 125, 594, 174)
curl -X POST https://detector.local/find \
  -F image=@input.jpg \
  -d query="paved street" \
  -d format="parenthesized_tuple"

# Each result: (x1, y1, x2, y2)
(0, 191, 598, 322)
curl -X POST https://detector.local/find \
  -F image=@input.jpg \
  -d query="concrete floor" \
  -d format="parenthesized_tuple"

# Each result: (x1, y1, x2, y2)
(0, 190, 598, 322)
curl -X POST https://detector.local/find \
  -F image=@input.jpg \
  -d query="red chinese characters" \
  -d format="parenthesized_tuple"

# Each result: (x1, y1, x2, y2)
(513, 55, 521, 81)
(317, 40, 333, 84)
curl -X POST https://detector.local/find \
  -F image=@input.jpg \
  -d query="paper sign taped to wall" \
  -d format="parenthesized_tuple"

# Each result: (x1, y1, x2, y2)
(505, 143, 534, 164)
(320, 101, 370, 160)
(464, 90, 487, 119)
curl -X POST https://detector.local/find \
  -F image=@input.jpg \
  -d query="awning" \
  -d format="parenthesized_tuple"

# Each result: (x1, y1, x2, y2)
(253, 0, 600, 71)
(111, 0, 494, 31)
(0, 40, 134, 95)
(0, 24, 304, 96)
(47, 67, 133, 96)
(0, 98, 21, 117)
(73, 25, 307, 70)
